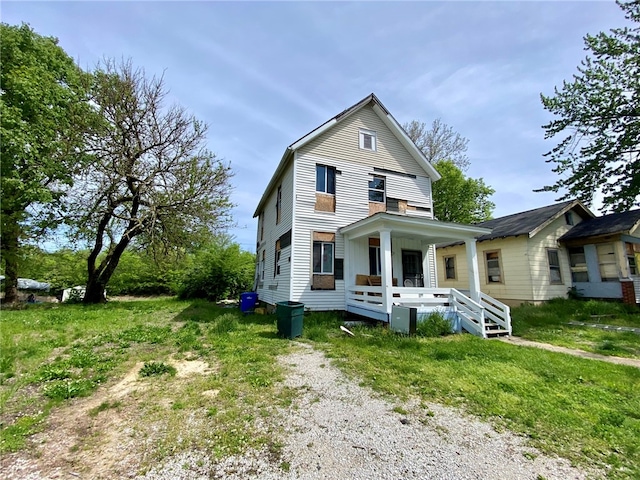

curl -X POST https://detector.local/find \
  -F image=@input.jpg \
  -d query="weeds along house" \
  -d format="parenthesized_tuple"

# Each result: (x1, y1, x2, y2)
(253, 94, 511, 337)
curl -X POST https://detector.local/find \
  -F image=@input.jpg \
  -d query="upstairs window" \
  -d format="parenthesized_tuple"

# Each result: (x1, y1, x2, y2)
(547, 249, 562, 284)
(276, 185, 282, 224)
(359, 129, 377, 151)
(565, 212, 574, 225)
(368, 176, 385, 203)
(316, 164, 336, 194)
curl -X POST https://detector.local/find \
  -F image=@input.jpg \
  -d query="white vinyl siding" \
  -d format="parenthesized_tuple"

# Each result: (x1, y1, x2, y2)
(298, 105, 429, 178)
(255, 162, 294, 305)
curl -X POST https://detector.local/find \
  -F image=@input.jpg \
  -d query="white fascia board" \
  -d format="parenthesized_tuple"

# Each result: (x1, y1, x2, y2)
(289, 118, 337, 151)
(371, 104, 441, 181)
(340, 213, 491, 240)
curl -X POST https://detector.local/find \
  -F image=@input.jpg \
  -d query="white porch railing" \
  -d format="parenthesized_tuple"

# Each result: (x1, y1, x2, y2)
(345, 285, 511, 338)
(479, 292, 511, 335)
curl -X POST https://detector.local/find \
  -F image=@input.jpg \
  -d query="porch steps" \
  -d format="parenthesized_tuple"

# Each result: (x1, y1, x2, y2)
(484, 323, 510, 338)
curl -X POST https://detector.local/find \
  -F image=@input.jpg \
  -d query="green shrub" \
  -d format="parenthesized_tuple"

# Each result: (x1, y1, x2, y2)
(139, 361, 177, 377)
(177, 237, 255, 301)
(211, 312, 239, 335)
(416, 311, 453, 337)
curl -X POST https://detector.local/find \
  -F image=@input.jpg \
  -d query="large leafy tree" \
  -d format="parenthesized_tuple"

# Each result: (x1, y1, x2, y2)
(66, 60, 233, 303)
(0, 23, 95, 303)
(539, 0, 640, 212)
(404, 118, 494, 222)
(432, 160, 495, 223)
(403, 118, 470, 171)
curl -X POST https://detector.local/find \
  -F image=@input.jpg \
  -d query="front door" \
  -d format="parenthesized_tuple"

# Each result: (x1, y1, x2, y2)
(402, 250, 424, 287)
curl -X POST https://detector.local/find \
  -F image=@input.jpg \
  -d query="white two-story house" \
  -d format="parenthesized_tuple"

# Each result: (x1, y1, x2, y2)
(253, 94, 510, 337)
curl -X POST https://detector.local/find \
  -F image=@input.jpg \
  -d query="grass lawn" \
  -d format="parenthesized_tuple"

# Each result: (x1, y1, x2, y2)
(511, 298, 640, 359)
(1, 298, 639, 478)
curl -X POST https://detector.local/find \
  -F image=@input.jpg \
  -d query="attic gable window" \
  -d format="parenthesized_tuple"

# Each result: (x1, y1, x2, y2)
(359, 129, 377, 151)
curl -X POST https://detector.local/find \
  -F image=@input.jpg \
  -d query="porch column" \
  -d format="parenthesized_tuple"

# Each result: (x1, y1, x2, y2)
(380, 229, 393, 315)
(421, 242, 432, 288)
(465, 238, 481, 302)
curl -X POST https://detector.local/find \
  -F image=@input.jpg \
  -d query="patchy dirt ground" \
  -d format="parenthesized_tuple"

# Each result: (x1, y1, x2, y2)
(2, 355, 215, 480)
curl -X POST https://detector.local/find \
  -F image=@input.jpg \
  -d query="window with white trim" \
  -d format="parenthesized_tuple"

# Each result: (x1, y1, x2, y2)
(368, 176, 385, 203)
(626, 243, 638, 275)
(547, 249, 562, 284)
(313, 241, 334, 274)
(275, 185, 282, 224)
(359, 129, 377, 151)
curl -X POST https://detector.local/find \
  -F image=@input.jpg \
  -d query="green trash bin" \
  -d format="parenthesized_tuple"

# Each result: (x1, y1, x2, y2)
(276, 301, 304, 339)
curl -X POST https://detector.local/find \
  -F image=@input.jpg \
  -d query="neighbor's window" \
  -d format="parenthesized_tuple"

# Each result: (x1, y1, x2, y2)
(444, 256, 456, 280)
(313, 241, 334, 274)
(547, 249, 562, 284)
(565, 212, 574, 226)
(569, 246, 589, 282)
(597, 243, 618, 282)
(359, 129, 377, 151)
(368, 176, 385, 203)
(485, 251, 502, 283)
(316, 164, 336, 195)
(626, 243, 638, 275)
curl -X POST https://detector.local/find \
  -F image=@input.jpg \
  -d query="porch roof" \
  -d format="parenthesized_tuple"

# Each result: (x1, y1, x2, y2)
(339, 212, 491, 244)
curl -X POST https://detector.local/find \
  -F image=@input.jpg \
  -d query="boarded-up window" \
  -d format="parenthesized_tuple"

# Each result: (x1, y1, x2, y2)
(569, 246, 589, 282)
(312, 232, 335, 290)
(547, 249, 562, 284)
(485, 251, 502, 283)
(597, 243, 617, 281)
(444, 256, 456, 280)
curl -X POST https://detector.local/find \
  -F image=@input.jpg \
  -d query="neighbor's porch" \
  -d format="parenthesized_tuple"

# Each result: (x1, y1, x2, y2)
(339, 213, 511, 337)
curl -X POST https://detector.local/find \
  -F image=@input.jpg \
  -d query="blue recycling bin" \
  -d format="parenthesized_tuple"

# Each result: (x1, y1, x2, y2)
(240, 292, 258, 314)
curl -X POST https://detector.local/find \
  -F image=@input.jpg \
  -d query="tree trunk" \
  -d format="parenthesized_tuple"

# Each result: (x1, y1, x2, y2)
(83, 236, 132, 304)
(1, 218, 20, 304)
(84, 276, 107, 304)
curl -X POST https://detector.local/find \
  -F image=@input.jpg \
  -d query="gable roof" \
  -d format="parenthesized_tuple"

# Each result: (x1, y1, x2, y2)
(253, 94, 441, 217)
(560, 209, 640, 241)
(465, 200, 594, 243)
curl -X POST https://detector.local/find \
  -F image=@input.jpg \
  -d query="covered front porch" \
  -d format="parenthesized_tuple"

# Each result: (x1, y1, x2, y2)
(339, 213, 511, 338)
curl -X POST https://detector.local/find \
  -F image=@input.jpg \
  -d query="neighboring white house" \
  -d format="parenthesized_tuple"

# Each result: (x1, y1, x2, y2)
(253, 94, 511, 337)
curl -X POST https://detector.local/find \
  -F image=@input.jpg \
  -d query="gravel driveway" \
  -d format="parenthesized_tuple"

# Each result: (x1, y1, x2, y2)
(140, 343, 600, 480)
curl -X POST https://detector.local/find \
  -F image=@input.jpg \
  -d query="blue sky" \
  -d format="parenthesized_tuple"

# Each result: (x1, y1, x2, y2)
(2, 1, 629, 251)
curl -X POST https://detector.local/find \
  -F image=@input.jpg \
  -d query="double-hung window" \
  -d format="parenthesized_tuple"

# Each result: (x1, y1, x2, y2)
(316, 165, 336, 195)
(569, 246, 589, 282)
(485, 251, 502, 283)
(359, 129, 377, 151)
(313, 241, 334, 274)
(276, 185, 282, 224)
(547, 249, 562, 284)
(368, 176, 385, 203)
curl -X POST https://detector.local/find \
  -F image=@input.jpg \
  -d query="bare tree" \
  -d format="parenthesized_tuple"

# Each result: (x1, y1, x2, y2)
(403, 118, 470, 171)
(67, 60, 233, 303)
